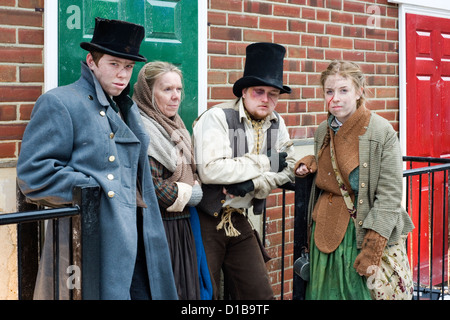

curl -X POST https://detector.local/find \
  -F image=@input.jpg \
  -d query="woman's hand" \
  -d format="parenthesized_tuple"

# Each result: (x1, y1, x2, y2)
(293, 155, 317, 177)
(295, 164, 312, 176)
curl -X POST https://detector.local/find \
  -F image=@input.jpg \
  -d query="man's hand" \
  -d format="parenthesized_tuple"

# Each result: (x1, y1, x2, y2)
(225, 180, 254, 197)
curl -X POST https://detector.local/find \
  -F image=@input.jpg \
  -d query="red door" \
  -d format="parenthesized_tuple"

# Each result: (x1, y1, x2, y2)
(406, 13, 450, 286)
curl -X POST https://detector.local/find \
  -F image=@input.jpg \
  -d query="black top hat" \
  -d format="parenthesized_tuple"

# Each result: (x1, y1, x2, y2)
(233, 42, 291, 97)
(80, 17, 147, 62)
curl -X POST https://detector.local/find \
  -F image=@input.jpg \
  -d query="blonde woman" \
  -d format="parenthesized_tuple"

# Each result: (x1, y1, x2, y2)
(133, 61, 211, 300)
(295, 61, 414, 299)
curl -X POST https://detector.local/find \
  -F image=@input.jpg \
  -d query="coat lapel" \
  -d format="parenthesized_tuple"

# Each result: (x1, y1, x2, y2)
(333, 106, 371, 184)
(312, 106, 372, 254)
(105, 106, 140, 144)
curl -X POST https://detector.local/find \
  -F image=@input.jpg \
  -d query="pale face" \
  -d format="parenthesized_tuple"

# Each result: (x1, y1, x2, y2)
(153, 71, 182, 118)
(242, 86, 280, 120)
(86, 53, 135, 97)
(324, 74, 361, 123)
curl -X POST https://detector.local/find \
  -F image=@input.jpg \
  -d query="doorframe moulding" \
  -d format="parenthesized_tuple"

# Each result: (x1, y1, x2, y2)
(44, 0, 59, 93)
(197, 0, 207, 115)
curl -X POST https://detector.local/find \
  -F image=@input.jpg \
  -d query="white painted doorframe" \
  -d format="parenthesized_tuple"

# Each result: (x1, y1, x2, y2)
(389, 0, 450, 156)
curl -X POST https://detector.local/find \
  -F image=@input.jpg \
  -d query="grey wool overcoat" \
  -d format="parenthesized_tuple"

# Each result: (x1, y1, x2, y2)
(17, 62, 178, 300)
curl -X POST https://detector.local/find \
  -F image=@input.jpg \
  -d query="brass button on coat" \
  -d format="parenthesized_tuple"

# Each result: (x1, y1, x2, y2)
(100, 110, 106, 117)
(108, 191, 115, 198)
(109, 155, 115, 162)
(109, 132, 115, 139)
(107, 174, 114, 180)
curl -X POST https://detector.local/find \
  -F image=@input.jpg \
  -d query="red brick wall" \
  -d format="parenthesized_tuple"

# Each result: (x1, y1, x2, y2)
(207, 0, 400, 299)
(0, 0, 44, 161)
(1, 0, 400, 300)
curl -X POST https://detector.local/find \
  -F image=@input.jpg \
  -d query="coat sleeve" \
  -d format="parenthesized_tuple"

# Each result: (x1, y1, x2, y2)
(148, 156, 194, 213)
(16, 92, 97, 206)
(361, 122, 412, 242)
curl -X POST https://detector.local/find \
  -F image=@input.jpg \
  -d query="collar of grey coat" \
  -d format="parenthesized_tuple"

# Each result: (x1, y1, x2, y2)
(80, 61, 134, 122)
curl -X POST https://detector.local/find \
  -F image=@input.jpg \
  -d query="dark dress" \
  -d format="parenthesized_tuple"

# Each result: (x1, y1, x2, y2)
(149, 156, 200, 300)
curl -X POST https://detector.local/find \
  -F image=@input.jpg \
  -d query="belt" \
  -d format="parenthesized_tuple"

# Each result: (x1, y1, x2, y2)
(216, 206, 245, 237)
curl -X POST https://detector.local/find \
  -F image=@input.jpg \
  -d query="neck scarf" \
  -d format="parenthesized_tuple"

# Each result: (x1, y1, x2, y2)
(244, 109, 264, 154)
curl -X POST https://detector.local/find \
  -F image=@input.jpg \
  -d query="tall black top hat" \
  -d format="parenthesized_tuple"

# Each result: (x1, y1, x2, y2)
(80, 17, 147, 62)
(233, 42, 291, 97)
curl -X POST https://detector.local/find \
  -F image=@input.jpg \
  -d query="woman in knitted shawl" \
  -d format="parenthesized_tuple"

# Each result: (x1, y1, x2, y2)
(133, 61, 210, 300)
(294, 61, 414, 300)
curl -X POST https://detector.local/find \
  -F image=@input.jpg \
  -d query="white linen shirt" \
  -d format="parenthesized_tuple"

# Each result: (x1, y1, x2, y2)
(193, 98, 295, 210)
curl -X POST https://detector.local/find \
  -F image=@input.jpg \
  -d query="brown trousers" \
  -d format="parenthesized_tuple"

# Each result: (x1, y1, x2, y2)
(197, 208, 274, 300)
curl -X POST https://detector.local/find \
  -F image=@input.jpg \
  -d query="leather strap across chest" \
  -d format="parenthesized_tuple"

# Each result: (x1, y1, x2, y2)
(312, 106, 371, 253)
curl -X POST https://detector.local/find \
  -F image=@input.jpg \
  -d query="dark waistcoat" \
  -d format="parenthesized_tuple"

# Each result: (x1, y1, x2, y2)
(197, 103, 280, 217)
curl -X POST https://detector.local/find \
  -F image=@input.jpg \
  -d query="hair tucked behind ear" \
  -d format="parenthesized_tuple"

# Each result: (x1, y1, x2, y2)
(317, 60, 366, 159)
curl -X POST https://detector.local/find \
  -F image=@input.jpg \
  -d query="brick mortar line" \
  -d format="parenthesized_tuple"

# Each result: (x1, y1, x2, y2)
(208, 8, 398, 17)
(208, 24, 400, 33)
(0, 6, 43, 11)
(206, 45, 399, 53)
(0, 44, 44, 48)
(0, 63, 43, 66)
(0, 25, 43, 31)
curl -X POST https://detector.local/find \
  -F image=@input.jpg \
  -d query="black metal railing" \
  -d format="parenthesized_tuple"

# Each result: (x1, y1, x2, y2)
(292, 175, 313, 300)
(1, 185, 100, 300)
(6, 155, 449, 300)
(291, 156, 450, 300)
(403, 156, 450, 300)
(261, 181, 295, 300)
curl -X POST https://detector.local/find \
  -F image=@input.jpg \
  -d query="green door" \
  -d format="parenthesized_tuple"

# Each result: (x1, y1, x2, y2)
(58, 0, 198, 129)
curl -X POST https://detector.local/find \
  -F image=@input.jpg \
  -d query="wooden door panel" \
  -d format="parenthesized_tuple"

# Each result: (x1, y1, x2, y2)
(59, 0, 198, 128)
(407, 14, 450, 158)
(406, 13, 450, 286)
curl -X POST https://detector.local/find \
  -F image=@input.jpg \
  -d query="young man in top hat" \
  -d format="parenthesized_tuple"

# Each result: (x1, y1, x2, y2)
(192, 42, 295, 299)
(17, 17, 177, 300)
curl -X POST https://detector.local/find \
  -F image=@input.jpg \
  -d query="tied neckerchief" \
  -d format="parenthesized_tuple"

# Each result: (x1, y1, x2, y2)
(245, 109, 264, 155)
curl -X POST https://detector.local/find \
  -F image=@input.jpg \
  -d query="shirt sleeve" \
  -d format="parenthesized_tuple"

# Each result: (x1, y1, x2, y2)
(148, 156, 178, 209)
(193, 107, 271, 185)
(252, 115, 296, 199)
